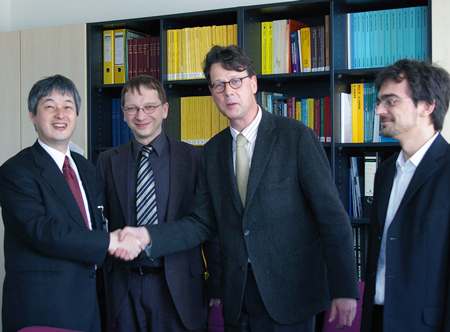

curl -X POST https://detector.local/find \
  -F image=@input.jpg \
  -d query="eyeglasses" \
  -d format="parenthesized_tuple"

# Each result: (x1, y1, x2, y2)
(375, 97, 412, 109)
(209, 76, 250, 93)
(124, 103, 163, 115)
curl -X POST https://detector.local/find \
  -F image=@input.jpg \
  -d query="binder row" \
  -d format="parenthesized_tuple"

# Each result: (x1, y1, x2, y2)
(347, 6, 429, 69)
(103, 29, 160, 85)
(261, 17, 330, 75)
(167, 25, 237, 81)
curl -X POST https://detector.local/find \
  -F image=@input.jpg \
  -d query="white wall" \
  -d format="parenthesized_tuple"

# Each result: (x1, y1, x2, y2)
(1, 0, 296, 32)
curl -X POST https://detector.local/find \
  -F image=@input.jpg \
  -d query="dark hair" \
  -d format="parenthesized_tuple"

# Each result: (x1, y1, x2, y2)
(121, 75, 166, 108)
(28, 74, 81, 116)
(375, 59, 450, 131)
(203, 45, 256, 85)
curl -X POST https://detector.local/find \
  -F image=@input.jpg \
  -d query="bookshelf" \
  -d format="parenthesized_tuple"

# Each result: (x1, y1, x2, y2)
(86, 0, 430, 297)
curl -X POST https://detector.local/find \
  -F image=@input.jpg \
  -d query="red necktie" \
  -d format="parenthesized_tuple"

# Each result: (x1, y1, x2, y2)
(62, 156, 89, 228)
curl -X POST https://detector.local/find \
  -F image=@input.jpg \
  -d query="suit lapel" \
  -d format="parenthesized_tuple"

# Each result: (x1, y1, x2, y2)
(31, 142, 86, 229)
(376, 158, 396, 231)
(166, 138, 190, 222)
(245, 111, 276, 208)
(396, 135, 445, 215)
(110, 142, 133, 226)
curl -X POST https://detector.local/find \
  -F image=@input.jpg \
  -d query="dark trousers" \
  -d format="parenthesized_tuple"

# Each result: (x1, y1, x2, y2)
(370, 305, 384, 332)
(115, 271, 203, 332)
(224, 269, 315, 332)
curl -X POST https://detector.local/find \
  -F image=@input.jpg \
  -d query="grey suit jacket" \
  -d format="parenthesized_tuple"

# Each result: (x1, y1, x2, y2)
(148, 109, 359, 325)
(0, 141, 109, 332)
(97, 135, 220, 330)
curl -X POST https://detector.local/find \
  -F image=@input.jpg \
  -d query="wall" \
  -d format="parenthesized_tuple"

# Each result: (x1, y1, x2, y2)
(1, 0, 296, 32)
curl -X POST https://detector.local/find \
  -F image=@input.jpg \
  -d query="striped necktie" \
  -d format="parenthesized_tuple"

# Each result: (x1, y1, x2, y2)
(136, 146, 158, 226)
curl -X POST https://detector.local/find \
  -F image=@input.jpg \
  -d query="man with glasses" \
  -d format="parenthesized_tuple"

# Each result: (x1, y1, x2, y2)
(361, 59, 450, 332)
(96, 75, 220, 332)
(118, 45, 359, 331)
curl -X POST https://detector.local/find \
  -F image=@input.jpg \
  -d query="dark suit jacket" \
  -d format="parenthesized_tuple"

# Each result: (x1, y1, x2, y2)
(0, 141, 110, 332)
(148, 109, 359, 325)
(96, 135, 220, 330)
(361, 134, 450, 331)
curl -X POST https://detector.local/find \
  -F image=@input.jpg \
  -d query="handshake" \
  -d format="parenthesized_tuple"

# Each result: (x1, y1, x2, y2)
(108, 226, 152, 261)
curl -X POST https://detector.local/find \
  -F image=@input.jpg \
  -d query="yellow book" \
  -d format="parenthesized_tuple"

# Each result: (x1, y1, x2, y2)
(204, 25, 212, 56)
(227, 24, 234, 45)
(198, 96, 205, 145)
(233, 24, 238, 45)
(267, 21, 273, 75)
(187, 97, 194, 144)
(182, 28, 189, 80)
(307, 98, 315, 130)
(192, 27, 201, 79)
(180, 97, 188, 142)
(167, 29, 174, 80)
(221, 25, 228, 46)
(177, 29, 183, 80)
(351, 83, 364, 143)
(261, 22, 269, 75)
(204, 96, 212, 143)
(211, 98, 220, 137)
(172, 30, 179, 80)
(296, 101, 302, 121)
(211, 25, 217, 46)
(198, 26, 206, 78)
(300, 27, 311, 73)
(103, 30, 115, 84)
(215, 25, 222, 46)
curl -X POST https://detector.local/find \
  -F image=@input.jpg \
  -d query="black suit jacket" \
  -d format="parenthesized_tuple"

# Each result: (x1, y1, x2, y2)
(0, 141, 110, 332)
(361, 134, 450, 331)
(148, 109, 359, 325)
(96, 136, 220, 330)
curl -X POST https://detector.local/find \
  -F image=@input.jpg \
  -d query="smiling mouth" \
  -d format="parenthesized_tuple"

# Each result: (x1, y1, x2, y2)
(53, 124, 67, 128)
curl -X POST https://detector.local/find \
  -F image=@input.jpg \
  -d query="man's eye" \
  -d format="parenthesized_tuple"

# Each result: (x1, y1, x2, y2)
(144, 106, 154, 111)
(387, 99, 396, 106)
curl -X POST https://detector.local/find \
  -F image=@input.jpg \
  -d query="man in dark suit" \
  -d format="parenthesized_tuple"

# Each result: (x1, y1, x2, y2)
(360, 59, 450, 332)
(118, 46, 359, 331)
(97, 75, 220, 332)
(0, 74, 144, 332)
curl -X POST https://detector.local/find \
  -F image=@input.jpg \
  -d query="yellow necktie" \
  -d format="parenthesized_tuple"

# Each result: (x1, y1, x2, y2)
(236, 134, 249, 207)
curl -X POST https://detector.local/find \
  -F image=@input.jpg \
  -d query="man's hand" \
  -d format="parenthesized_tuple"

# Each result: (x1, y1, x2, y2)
(108, 229, 145, 261)
(328, 298, 357, 329)
(119, 226, 151, 246)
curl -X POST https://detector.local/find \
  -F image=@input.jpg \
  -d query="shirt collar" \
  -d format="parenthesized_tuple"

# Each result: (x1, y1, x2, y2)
(131, 131, 167, 161)
(397, 132, 439, 168)
(37, 139, 72, 171)
(229, 106, 262, 144)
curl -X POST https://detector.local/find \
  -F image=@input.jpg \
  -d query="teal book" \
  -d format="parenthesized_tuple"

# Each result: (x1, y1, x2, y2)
(422, 6, 429, 61)
(356, 12, 363, 69)
(364, 11, 370, 68)
(390, 9, 398, 64)
(369, 11, 375, 68)
(397, 9, 403, 62)
(384, 9, 391, 66)
(301, 98, 308, 125)
(402, 8, 410, 59)
(372, 10, 379, 68)
(415, 6, 422, 60)
(377, 10, 384, 67)
(408, 7, 415, 59)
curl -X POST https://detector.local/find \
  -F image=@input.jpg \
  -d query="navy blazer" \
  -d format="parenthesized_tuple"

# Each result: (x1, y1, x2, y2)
(0, 141, 109, 332)
(148, 109, 359, 325)
(361, 134, 450, 331)
(97, 135, 221, 330)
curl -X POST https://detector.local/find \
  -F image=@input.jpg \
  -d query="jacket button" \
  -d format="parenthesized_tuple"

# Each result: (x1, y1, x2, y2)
(244, 230, 250, 236)
(240, 266, 245, 272)
(90, 273, 96, 278)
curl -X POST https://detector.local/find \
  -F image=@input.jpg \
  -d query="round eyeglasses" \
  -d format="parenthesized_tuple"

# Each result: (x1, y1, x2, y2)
(209, 76, 250, 93)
